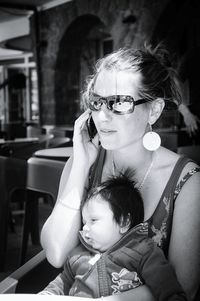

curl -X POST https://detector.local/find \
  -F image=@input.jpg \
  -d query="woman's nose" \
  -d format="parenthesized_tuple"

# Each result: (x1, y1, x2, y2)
(98, 104, 112, 121)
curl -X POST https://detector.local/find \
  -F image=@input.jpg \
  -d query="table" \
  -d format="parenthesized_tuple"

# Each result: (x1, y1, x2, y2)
(0, 137, 41, 159)
(0, 295, 84, 300)
(0, 137, 39, 145)
(33, 146, 73, 161)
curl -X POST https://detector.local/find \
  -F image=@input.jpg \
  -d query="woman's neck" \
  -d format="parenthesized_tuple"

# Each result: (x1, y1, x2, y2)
(111, 144, 152, 173)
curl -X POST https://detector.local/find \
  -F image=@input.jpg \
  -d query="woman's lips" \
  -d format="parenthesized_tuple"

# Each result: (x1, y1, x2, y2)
(100, 129, 117, 135)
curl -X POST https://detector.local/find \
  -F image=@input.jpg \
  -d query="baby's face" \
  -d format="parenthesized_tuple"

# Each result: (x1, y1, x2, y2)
(82, 195, 122, 252)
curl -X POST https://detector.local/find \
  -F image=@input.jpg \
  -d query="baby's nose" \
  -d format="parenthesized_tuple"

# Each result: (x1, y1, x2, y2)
(83, 223, 90, 232)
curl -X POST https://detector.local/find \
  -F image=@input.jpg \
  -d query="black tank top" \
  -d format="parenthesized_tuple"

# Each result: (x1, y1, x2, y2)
(89, 147, 200, 257)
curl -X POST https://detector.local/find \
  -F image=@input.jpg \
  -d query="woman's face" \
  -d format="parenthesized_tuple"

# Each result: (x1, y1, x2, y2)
(91, 70, 150, 151)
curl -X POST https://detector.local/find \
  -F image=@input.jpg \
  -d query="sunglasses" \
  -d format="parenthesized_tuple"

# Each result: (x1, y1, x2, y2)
(89, 93, 148, 115)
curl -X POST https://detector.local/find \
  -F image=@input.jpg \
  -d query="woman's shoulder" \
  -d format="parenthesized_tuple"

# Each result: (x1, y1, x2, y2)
(158, 146, 199, 177)
(174, 158, 200, 206)
(177, 157, 200, 184)
(159, 147, 200, 200)
(154, 147, 200, 198)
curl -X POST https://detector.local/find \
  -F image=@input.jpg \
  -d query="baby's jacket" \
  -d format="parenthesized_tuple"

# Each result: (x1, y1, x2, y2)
(40, 222, 187, 300)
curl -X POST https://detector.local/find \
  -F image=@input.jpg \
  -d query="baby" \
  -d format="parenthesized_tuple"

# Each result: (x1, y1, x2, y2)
(39, 170, 187, 300)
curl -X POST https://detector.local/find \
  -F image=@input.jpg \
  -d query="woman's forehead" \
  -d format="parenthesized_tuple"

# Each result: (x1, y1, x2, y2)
(94, 70, 142, 97)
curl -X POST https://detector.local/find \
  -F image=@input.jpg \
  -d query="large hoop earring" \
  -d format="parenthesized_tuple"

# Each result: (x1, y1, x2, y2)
(142, 124, 161, 151)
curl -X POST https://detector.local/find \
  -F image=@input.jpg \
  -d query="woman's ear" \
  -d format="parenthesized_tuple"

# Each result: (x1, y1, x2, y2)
(119, 214, 131, 234)
(148, 98, 165, 125)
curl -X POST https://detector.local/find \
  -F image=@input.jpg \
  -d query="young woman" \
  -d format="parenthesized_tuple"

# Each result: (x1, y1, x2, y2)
(41, 44, 200, 301)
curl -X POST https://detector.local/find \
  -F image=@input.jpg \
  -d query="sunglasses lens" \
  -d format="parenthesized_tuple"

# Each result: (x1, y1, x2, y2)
(111, 96, 134, 114)
(89, 101, 102, 111)
(89, 94, 102, 111)
(89, 94, 134, 114)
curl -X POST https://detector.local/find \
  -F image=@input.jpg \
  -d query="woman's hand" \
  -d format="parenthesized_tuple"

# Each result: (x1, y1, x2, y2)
(179, 103, 200, 136)
(183, 110, 199, 136)
(73, 109, 99, 168)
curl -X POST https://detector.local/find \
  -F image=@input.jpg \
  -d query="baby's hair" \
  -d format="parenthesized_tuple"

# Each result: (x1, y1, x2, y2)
(82, 169, 144, 229)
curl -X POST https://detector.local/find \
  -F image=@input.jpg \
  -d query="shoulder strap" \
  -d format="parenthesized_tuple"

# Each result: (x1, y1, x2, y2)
(88, 147, 106, 189)
(167, 156, 200, 213)
(164, 155, 194, 198)
(174, 166, 200, 200)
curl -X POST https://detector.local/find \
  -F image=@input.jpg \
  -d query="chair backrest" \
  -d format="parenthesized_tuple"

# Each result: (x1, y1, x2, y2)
(0, 156, 27, 198)
(26, 157, 65, 202)
(0, 156, 27, 271)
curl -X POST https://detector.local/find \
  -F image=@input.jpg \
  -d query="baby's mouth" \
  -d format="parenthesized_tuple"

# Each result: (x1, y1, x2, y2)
(79, 230, 93, 245)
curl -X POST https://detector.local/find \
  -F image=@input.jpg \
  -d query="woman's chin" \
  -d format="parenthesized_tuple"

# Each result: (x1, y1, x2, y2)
(100, 139, 119, 150)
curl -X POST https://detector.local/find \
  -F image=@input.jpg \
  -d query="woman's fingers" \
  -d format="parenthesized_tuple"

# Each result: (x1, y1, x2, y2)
(190, 117, 199, 134)
(92, 132, 100, 149)
(75, 109, 91, 123)
(72, 110, 99, 167)
(73, 109, 91, 136)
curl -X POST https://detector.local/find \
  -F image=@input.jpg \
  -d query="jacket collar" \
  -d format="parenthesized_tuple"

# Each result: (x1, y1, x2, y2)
(78, 222, 149, 254)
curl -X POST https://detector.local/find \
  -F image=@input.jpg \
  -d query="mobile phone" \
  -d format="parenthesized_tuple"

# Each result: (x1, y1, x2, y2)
(87, 115, 97, 140)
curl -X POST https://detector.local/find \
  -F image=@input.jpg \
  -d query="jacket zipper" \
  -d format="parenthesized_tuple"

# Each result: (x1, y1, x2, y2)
(97, 254, 110, 297)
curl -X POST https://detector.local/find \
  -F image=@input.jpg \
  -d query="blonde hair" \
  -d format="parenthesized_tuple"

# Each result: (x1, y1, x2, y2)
(82, 43, 181, 110)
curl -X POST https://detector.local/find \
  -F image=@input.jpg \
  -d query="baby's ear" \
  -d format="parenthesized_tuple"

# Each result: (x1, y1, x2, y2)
(119, 214, 131, 234)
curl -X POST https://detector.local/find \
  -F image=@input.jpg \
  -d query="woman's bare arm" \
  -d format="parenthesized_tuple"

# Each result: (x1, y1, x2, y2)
(40, 156, 89, 267)
(41, 110, 100, 267)
(179, 103, 199, 136)
(97, 286, 154, 301)
(168, 167, 200, 300)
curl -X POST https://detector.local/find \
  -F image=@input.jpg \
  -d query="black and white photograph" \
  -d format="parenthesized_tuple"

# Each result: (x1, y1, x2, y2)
(0, 1, 199, 300)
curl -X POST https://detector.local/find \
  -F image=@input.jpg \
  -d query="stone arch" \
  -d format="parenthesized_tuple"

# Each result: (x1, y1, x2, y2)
(54, 14, 112, 125)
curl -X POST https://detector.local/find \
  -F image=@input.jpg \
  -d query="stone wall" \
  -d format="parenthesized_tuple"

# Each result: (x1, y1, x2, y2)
(34, 0, 195, 127)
